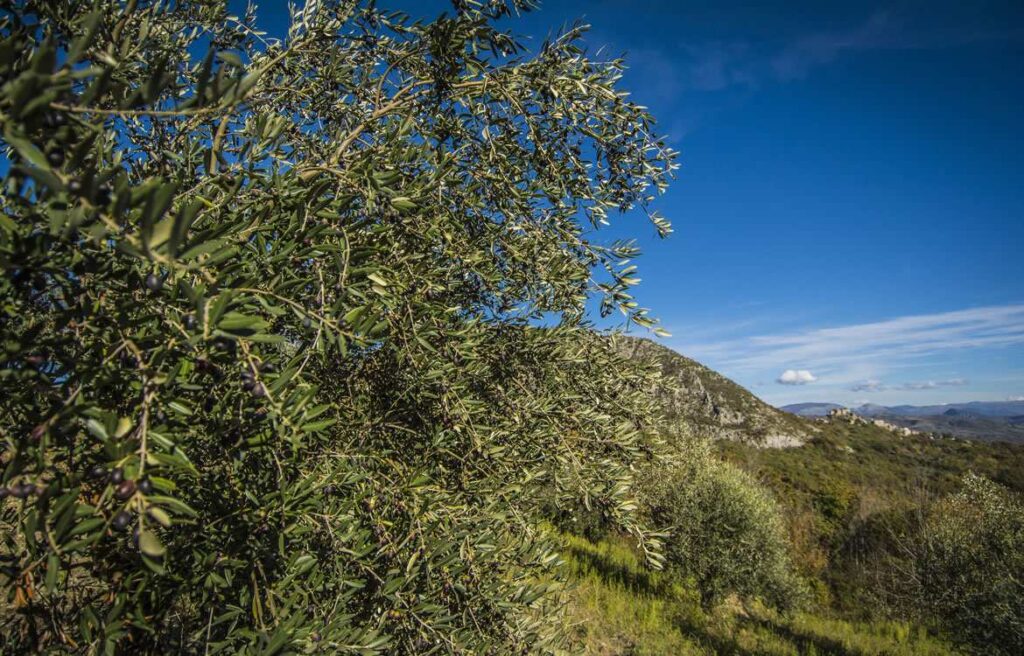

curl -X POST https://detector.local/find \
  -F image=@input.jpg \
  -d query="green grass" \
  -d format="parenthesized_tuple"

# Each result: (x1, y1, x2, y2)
(560, 531, 962, 656)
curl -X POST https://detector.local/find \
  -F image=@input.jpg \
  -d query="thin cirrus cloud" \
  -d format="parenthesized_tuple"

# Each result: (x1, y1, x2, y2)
(851, 378, 968, 393)
(677, 303, 1024, 380)
(679, 10, 1024, 92)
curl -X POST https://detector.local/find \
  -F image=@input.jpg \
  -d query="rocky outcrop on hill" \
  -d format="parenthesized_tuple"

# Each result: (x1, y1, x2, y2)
(623, 338, 811, 448)
(825, 407, 921, 437)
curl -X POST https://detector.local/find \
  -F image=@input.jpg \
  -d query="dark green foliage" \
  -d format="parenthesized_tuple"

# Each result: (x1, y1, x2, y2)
(0, 1, 675, 652)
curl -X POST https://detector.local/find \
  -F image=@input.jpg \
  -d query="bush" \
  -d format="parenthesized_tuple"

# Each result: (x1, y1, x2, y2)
(0, 1, 676, 652)
(916, 473, 1024, 654)
(640, 438, 807, 610)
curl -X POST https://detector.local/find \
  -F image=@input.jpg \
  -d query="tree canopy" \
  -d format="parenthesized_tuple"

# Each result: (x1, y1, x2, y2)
(0, 1, 675, 652)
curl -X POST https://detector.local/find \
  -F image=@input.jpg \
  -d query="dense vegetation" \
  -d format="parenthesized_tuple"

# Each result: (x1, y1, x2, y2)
(0, 1, 677, 652)
(562, 396, 1024, 654)
(716, 404, 1024, 654)
(562, 531, 962, 656)
(2, 2, 1021, 655)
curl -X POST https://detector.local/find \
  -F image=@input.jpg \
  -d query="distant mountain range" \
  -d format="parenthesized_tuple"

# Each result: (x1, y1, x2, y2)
(780, 400, 1024, 443)
(781, 400, 1024, 418)
(777, 402, 844, 417)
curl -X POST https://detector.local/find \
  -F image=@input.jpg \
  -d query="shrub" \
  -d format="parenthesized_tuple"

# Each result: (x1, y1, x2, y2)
(0, 1, 676, 652)
(640, 438, 807, 610)
(916, 473, 1024, 654)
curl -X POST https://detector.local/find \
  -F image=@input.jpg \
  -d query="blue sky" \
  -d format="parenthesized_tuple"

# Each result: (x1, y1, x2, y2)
(470, 0, 1024, 407)
(208, 2, 1024, 406)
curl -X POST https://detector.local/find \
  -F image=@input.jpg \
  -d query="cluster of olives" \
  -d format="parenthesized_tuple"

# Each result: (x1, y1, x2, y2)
(86, 466, 155, 532)
(240, 368, 266, 398)
(0, 482, 42, 500)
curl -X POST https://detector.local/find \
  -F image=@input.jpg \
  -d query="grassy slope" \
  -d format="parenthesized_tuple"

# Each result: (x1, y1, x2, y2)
(561, 532, 960, 656)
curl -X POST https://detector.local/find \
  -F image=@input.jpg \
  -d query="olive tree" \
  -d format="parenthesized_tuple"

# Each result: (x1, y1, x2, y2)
(915, 473, 1024, 654)
(639, 437, 807, 610)
(0, 1, 676, 653)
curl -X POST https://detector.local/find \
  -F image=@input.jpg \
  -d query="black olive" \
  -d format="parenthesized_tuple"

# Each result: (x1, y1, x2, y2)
(251, 383, 266, 398)
(302, 317, 312, 329)
(94, 185, 112, 205)
(137, 478, 153, 495)
(67, 179, 83, 195)
(111, 510, 132, 532)
(47, 150, 65, 167)
(11, 483, 35, 499)
(43, 111, 67, 127)
(0, 488, 9, 499)
(183, 314, 196, 330)
(323, 485, 336, 496)
(88, 465, 107, 480)
(145, 273, 163, 291)
(114, 479, 136, 500)
(109, 468, 124, 484)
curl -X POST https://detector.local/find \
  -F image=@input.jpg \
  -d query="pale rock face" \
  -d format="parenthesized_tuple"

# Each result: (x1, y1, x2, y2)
(761, 433, 806, 448)
(621, 337, 811, 448)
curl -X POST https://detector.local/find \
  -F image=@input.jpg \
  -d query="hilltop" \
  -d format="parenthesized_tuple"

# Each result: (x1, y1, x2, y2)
(624, 338, 812, 447)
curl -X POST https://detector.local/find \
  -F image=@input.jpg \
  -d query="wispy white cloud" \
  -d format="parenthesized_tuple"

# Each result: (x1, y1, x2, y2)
(777, 369, 817, 385)
(851, 378, 968, 392)
(677, 11, 1024, 92)
(850, 379, 884, 393)
(680, 304, 1024, 376)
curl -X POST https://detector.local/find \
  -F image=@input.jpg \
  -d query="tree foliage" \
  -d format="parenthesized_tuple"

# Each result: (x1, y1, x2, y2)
(0, 0, 676, 652)
(639, 437, 807, 611)
(915, 473, 1024, 654)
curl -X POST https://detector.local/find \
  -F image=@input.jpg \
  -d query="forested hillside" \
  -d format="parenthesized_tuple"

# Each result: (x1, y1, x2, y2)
(564, 339, 1024, 655)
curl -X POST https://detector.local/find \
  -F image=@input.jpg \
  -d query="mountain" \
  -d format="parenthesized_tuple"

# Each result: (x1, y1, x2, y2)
(623, 338, 1024, 445)
(779, 399, 1024, 443)
(780, 402, 845, 417)
(858, 400, 1024, 418)
(624, 338, 812, 447)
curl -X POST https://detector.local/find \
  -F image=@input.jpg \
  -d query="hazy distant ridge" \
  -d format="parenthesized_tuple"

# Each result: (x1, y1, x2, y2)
(780, 400, 1024, 443)
(781, 400, 1024, 418)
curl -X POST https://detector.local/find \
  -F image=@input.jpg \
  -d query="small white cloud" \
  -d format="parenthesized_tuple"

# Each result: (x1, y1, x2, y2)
(851, 379, 884, 392)
(1010, 396, 1024, 402)
(777, 369, 817, 385)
